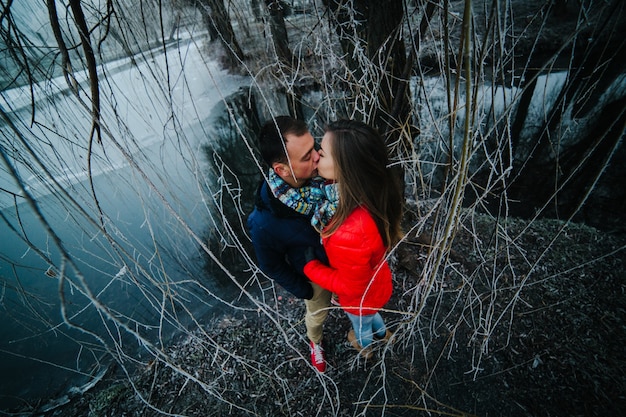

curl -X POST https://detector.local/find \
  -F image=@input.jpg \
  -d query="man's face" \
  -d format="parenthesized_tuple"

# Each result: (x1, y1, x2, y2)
(272, 132, 319, 187)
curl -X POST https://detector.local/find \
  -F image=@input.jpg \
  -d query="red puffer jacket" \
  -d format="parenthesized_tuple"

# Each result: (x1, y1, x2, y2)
(304, 206, 392, 316)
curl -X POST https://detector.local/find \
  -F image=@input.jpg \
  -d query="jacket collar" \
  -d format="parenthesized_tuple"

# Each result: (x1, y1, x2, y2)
(256, 181, 305, 218)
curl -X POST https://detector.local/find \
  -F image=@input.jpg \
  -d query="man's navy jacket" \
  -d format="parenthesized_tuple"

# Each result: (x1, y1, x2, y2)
(247, 181, 328, 300)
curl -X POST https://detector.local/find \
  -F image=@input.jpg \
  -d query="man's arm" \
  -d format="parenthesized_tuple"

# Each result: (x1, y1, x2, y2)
(252, 241, 314, 300)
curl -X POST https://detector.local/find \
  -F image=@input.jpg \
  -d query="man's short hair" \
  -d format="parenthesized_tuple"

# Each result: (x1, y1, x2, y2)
(258, 116, 309, 166)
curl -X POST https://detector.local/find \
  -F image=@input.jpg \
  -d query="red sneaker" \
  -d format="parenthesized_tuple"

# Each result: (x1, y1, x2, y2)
(309, 340, 326, 372)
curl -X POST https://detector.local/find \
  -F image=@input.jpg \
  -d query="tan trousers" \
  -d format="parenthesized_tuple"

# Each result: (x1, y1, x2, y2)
(304, 282, 331, 344)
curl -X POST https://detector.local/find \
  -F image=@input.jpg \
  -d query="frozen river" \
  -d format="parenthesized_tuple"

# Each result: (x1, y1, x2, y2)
(0, 35, 250, 410)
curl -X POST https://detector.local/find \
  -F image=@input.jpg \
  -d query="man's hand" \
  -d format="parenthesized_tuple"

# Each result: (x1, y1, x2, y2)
(304, 247, 316, 264)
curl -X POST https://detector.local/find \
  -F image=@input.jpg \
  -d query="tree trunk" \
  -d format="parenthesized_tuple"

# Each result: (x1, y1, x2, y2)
(507, 0, 626, 222)
(322, 0, 414, 165)
(197, 0, 245, 67)
(265, 0, 293, 65)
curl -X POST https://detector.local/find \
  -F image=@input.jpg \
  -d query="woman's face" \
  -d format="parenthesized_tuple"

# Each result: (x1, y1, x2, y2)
(317, 132, 337, 180)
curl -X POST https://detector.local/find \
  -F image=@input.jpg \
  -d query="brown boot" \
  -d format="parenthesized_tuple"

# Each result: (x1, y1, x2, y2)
(374, 329, 394, 343)
(347, 330, 373, 359)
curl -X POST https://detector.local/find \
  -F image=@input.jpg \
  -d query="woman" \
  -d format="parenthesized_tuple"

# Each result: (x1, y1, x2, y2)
(304, 119, 403, 358)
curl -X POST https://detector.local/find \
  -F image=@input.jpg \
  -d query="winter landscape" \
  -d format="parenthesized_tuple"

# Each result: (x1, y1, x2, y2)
(0, 1, 624, 416)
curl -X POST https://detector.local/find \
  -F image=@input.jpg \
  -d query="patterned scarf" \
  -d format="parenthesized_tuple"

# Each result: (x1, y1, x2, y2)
(267, 169, 338, 230)
(311, 181, 339, 232)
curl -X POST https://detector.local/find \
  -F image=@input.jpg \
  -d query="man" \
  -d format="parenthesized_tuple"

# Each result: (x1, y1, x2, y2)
(247, 116, 331, 372)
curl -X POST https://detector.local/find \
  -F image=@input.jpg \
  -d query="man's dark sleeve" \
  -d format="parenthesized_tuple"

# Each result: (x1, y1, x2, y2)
(253, 244, 314, 299)
(247, 214, 314, 300)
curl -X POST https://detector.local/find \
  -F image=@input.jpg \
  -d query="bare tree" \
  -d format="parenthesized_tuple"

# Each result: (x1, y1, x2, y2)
(194, 0, 245, 66)
(265, 0, 293, 64)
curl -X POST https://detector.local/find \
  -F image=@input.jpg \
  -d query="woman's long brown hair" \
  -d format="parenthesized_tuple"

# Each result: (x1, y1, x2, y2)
(321, 120, 403, 249)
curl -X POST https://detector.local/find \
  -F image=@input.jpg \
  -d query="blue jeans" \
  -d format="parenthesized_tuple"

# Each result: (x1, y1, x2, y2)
(346, 311, 386, 348)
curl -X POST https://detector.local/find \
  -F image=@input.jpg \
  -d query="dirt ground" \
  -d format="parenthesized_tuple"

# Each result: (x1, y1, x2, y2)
(36, 199, 626, 417)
